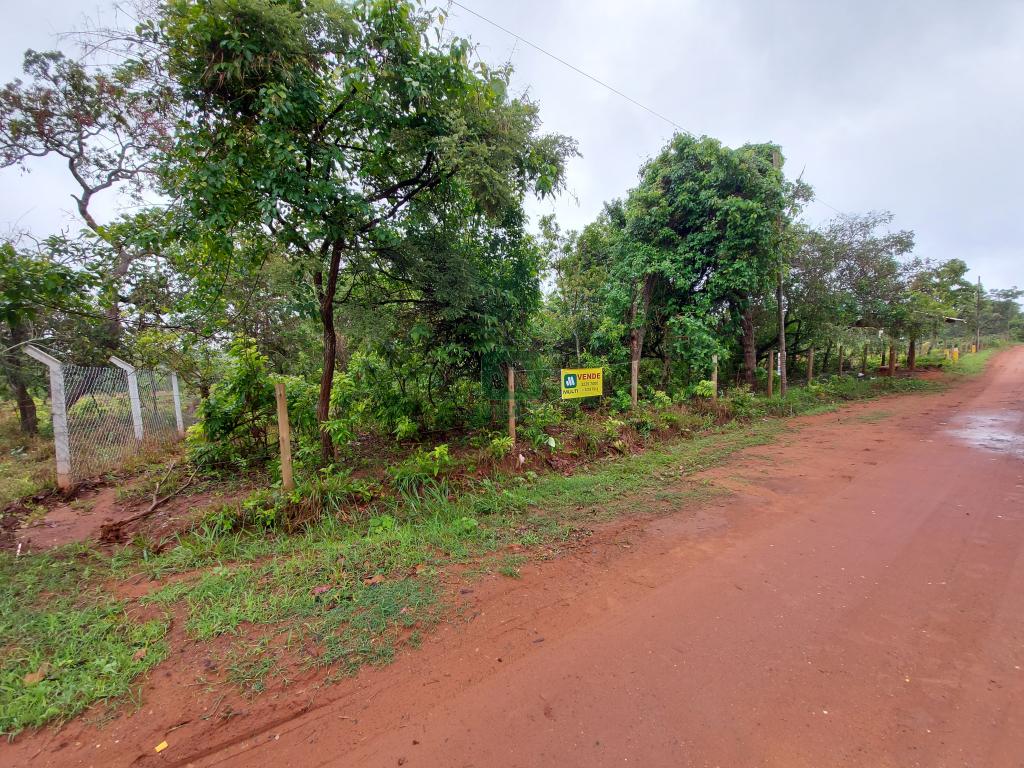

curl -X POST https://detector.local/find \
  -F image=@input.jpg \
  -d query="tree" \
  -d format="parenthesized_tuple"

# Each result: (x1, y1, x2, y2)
(0, 242, 96, 434)
(159, 0, 575, 461)
(984, 287, 1024, 340)
(603, 134, 785, 405)
(541, 216, 612, 364)
(0, 50, 175, 348)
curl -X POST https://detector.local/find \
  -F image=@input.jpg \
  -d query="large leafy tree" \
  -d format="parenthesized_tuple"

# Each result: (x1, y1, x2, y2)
(0, 50, 176, 348)
(604, 134, 785, 404)
(159, 0, 575, 459)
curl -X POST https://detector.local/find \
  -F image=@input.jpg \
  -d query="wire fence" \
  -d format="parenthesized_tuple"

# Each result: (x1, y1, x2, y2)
(23, 346, 196, 487)
(481, 357, 640, 410)
(64, 365, 139, 480)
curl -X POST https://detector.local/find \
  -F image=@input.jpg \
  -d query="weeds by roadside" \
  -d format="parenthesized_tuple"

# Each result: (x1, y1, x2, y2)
(0, 546, 167, 735)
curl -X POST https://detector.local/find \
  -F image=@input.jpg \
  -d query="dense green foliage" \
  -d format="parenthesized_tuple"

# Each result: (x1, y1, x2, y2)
(0, 0, 1020, 479)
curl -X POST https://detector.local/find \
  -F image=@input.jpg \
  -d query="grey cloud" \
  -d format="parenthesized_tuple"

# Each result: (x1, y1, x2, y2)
(1, 0, 1020, 290)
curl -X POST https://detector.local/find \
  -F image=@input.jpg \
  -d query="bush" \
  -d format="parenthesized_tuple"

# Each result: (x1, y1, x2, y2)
(189, 338, 275, 469)
(690, 380, 716, 399)
(519, 424, 557, 451)
(568, 420, 602, 457)
(609, 389, 632, 413)
(522, 401, 562, 431)
(488, 434, 515, 460)
(393, 415, 419, 441)
(726, 385, 760, 419)
(390, 444, 453, 494)
(627, 410, 656, 438)
(652, 390, 673, 410)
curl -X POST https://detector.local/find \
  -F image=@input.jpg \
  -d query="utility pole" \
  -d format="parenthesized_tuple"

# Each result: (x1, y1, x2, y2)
(773, 149, 787, 396)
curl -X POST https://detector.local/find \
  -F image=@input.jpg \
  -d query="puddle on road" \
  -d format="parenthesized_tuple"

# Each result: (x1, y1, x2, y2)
(946, 410, 1024, 459)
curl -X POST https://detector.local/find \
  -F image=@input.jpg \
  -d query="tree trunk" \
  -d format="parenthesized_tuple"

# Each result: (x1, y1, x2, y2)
(907, 338, 917, 371)
(629, 274, 656, 408)
(888, 341, 897, 376)
(659, 351, 671, 389)
(741, 307, 756, 388)
(861, 343, 868, 375)
(658, 317, 672, 389)
(5, 321, 38, 435)
(315, 241, 344, 463)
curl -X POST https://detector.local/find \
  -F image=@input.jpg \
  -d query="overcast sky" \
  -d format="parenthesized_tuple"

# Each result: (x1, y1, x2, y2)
(1, 0, 1021, 290)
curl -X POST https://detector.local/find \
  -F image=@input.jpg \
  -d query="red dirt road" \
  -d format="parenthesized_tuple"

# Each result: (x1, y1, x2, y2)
(10, 348, 1024, 768)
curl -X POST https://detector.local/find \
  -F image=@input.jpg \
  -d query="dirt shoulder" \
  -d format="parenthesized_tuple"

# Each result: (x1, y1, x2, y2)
(8, 347, 1024, 767)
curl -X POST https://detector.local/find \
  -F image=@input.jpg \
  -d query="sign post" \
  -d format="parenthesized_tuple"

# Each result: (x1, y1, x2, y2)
(560, 367, 603, 400)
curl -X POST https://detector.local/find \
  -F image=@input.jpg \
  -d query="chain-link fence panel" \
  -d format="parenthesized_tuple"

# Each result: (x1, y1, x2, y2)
(61, 364, 193, 482)
(137, 368, 181, 440)
(63, 364, 139, 480)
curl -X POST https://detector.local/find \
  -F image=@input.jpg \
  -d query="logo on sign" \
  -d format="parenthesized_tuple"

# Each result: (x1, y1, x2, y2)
(563, 373, 577, 389)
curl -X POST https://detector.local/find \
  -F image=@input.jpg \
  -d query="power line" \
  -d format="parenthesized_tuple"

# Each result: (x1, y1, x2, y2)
(448, 1, 690, 135)
(449, 2, 853, 220)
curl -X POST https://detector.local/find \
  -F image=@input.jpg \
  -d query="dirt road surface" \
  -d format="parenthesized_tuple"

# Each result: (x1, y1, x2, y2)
(9, 347, 1024, 767)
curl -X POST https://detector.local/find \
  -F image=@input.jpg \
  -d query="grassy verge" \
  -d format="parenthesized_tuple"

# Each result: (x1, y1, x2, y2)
(0, 403, 54, 509)
(944, 345, 1002, 376)
(0, 546, 168, 735)
(0, 365, 985, 736)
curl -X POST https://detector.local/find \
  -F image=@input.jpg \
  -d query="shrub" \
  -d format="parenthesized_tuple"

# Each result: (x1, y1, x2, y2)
(569, 420, 602, 456)
(652, 390, 673, 410)
(520, 425, 556, 451)
(609, 389, 633, 413)
(522, 401, 562, 431)
(188, 338, 275, 468)
(390, 444, 453, 494)
(488, 434, 515, 460)
(726, 385, 760, 419)
(627, 410, 656, 438)
(603, 417, 626, 440)
(393, 415, 419, 441)
(690, 380, 716, 399)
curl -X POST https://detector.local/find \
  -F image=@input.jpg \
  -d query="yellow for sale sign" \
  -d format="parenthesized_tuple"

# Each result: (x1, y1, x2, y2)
(560, 367, 603, 399)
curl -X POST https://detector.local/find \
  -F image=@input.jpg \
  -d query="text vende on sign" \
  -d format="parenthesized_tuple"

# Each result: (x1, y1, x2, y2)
(560, 367, 603, 399)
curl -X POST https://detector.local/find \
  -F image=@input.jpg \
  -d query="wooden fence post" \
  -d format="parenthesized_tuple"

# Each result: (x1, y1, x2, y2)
(507, 364, 516, 444)
(807, 348, 814, 384)
(23, 345, 72, 491)
(861, 343, 868, 374)
(767, 350, 775, 398)
(274, 382, 295, 491)
(711, 354, 718, 400)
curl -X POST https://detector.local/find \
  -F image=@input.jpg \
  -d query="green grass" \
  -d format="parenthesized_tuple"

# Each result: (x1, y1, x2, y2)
(0, 403, 54, 508)
(0, 546, 168, 736)
(945, 345, 1002, 377)
(498, 554, 527, 578)
(0, 356, 1002, 736)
